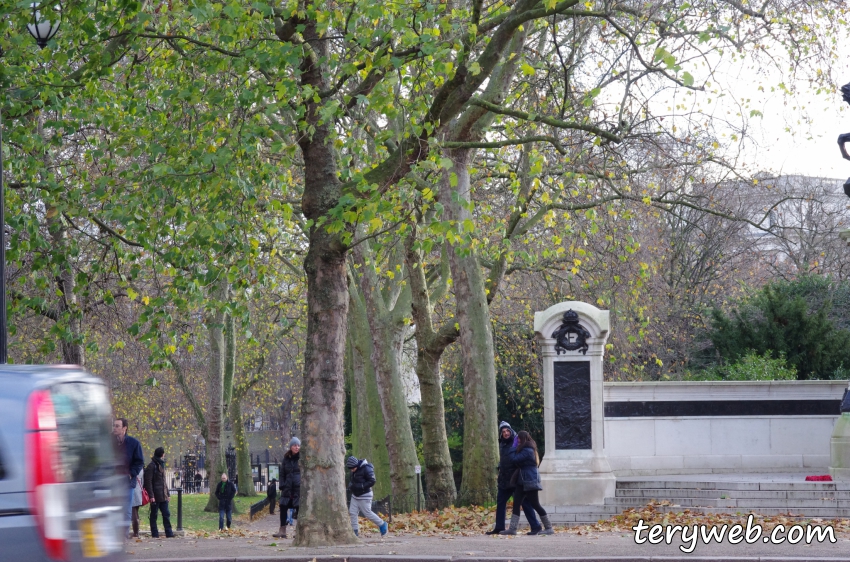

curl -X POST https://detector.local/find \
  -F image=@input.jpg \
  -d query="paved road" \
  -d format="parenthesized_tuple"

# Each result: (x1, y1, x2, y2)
(126, 511, 850, 561)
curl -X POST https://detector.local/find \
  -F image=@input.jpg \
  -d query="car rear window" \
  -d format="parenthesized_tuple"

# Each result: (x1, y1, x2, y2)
(50, 382, 117, 482)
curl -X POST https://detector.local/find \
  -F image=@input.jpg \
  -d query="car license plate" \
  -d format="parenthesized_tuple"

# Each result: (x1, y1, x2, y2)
(79, 517, 106, 558)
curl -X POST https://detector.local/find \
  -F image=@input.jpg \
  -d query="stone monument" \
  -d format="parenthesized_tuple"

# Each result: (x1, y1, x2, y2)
(533, 301, 615, 505)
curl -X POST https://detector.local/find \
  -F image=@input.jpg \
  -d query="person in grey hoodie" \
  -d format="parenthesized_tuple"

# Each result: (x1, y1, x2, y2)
(346, 456, 388, 537)
(484, 421, 542, 535)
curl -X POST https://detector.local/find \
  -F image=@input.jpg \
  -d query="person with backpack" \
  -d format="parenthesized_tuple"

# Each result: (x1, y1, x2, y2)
(485, 421, 542, 535)
(143, 447, 174, 538)
(273, 437, 301, 538)
(500, 431, 554, 536)
(346, 455, 387, 537)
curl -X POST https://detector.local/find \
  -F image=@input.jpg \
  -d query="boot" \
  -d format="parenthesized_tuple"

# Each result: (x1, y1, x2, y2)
(272, 525, 287, 538)
(538, 514, 554, 536)
(484, 528, 503, 535)
(499, 514, 520, 535)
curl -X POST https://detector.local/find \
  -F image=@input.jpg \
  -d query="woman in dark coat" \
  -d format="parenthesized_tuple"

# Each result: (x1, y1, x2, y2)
(272, 437, 301, 538)
(500, 431, 553, 536)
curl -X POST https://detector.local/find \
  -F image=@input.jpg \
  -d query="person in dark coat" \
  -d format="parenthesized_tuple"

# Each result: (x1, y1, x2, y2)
(113, 417, 145, 538)
(346, 455, 387, 537)
(484, 421, 542, 535)
(273, 437, 301, 538)
(144, 447, 174, 538)
(500, 431, 553, 536)
(267, 478, 277, 515)
(214, 473, 237, 531)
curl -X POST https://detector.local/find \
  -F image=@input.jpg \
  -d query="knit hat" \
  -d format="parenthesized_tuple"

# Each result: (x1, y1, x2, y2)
(346, 455, 359, 469)
(289, 436, 301, 448)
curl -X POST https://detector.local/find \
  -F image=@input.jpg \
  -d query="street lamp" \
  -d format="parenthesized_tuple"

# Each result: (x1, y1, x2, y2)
(0, 3, 61, 364)
(27, 3, 62, 49)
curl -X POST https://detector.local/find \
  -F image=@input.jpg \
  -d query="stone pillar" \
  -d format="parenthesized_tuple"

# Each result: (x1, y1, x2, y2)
(829, 387, 850, 479)
(534, 301, 615, 505)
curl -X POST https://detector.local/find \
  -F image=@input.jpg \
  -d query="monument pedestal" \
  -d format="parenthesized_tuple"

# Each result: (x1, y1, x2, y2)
(534, 302, 615, 506)
(539, 455, 615, 505)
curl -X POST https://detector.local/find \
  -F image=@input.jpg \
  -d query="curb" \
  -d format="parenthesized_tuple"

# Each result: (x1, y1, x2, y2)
(131, 554, 850, 562)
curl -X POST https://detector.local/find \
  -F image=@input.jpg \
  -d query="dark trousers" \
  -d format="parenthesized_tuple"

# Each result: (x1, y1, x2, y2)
(219, 505, 233, 530)
(269, 499, 275, 514)
(149, 501, 173, 538)
(495, 487, 541, 531)
(511, 487, 547, 518)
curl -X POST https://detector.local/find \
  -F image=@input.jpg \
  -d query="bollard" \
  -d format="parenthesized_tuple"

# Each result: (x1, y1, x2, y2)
(176, 488, 183, 531)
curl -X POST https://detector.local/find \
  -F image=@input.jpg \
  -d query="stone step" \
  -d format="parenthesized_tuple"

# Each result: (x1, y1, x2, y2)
(617, 480, 848, 491)
(614, 488, 850, 500)
(606, 497, 849, 509)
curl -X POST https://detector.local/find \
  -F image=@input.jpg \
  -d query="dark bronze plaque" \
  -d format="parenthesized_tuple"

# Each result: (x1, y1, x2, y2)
(554, 361, 591, 449)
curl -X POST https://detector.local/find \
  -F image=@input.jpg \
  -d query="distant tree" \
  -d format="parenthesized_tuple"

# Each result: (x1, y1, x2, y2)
(708, 278, 850, 379)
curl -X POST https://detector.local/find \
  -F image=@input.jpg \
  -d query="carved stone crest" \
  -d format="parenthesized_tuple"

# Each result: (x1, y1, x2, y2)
(551, 309, 591, 355)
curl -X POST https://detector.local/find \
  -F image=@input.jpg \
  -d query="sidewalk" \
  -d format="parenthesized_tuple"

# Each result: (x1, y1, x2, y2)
(126, 509, 850, 561)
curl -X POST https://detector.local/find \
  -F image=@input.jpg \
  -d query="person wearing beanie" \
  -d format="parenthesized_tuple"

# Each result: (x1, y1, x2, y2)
(347, 455, 387, 537)
(144, 446, 174, 538)
(273, 437, 301, 538)
(484, 421, 542, 535)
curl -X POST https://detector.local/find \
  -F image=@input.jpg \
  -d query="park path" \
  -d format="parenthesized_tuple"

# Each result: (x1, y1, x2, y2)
(124, 509, 850, 561)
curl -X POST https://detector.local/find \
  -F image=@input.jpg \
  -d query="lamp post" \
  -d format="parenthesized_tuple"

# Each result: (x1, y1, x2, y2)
(0, 4, 61, 364)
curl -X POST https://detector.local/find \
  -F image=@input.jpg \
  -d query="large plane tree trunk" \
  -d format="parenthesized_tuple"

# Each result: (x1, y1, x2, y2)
(292, 19, 355, 547)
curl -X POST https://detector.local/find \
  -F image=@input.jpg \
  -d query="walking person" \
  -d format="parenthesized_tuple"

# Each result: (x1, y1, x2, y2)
(500, 431, 554, 536)
(267, 478, 277, 515)
(214, 473, 237, 531)
(144, 447, 174, 538)
(273, 438, 301, 538)
(113, 418, 145, 538)
(346, 455, 388, 537)
(130, 467, 144, 538)
(485, 421, 542, 535)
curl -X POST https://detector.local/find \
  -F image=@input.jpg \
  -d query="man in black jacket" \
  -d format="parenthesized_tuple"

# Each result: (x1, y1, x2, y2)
(267, 478, 277, 515)
(214, 473, 237, 531)
(144, 447, 174, 538)
(485, 421, 542, 535)
(346, 456, 387, 537)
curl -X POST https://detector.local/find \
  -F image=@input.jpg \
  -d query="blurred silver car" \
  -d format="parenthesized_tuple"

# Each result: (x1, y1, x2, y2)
(0, 365, 126, 561)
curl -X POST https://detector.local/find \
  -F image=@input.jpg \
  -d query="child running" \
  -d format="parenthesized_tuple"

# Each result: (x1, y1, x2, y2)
(346, 455, 388, 537)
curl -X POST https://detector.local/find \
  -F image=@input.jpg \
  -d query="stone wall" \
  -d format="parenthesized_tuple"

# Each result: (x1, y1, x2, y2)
(603, 380, 847, 476)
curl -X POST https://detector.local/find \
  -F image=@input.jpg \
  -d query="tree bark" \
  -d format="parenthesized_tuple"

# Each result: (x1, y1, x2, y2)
(346, 295, 392, 498)
(230, 398, 257, 497)
(225, 312, 257, 498)
(351, 244, 420, 508)
(439, 149, 499, 504)
(406, 238, 457, 508)
(47, 207, 84, 366)
(204, 278, 228, 512)
(293, 19, 355, 546)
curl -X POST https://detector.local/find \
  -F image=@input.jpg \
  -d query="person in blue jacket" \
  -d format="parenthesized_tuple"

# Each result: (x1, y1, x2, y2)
(500, 431, 553, 535)
(485, 421, 542, 535)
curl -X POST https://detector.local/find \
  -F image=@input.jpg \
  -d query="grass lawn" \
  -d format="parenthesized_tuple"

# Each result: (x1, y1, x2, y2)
(140, 493, 260, 534)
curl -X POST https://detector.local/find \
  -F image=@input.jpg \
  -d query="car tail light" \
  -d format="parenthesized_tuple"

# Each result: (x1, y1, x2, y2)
(26, 389, 68, 561)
